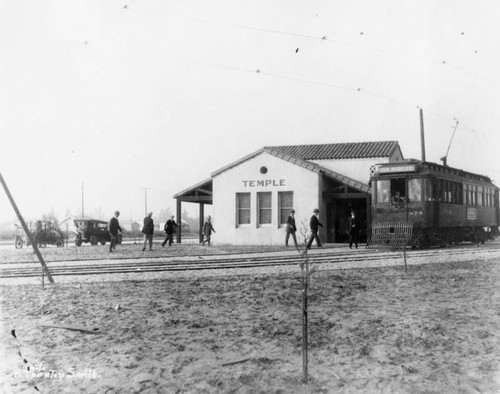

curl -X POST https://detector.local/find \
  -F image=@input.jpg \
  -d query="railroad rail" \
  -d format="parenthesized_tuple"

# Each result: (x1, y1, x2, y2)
(1, 246, 499, 279)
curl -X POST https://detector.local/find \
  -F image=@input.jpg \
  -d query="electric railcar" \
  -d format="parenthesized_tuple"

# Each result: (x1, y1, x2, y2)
(370, 160, 500, 248)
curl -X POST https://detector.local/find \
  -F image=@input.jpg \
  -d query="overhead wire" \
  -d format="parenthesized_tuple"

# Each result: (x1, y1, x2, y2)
(121, 4, 489, 137)
(171, 55, 483, 137)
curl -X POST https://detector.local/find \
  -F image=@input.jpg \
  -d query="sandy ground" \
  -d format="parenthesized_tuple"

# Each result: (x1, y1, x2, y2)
(1, 246, 500, 393)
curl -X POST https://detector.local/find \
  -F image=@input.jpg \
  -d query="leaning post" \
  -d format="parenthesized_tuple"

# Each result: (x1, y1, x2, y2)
(0, 172, 55, 284)
(302, 259, 309, 384)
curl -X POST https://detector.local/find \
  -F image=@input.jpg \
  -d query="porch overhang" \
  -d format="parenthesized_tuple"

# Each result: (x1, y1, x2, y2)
(173, 178, 213, 243)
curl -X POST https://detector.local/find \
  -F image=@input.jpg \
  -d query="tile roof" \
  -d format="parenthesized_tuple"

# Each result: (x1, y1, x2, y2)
(264, 148, 370, 193)
(265, 141, 400, 160)
(185, 141, 400, 198)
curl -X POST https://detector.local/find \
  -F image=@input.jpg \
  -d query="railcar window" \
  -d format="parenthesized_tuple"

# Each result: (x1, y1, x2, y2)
(437, 180, 444, 202)
(424, 179, 434, 201)
(408, 179, 422, 202)
(441, 180, 461, 204)
(456, 182, 461, 204)
(391, 178, 406, 203)
(464, 184, 478, 206)
(376, 180, 390, 203)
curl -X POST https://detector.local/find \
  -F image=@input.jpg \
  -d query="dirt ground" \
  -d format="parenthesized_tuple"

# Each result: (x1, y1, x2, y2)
(1, 252, 500, 393)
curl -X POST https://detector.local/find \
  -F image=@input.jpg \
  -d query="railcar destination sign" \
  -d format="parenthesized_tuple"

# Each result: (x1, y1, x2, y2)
(378, 164, 416, 174)
(242, 179, 286, 187)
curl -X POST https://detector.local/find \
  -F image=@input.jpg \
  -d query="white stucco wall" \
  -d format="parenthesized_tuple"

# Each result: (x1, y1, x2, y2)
(212, 152, 322, 245)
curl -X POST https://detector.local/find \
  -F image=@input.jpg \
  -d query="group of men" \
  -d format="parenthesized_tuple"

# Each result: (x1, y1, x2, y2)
(108, 207, 360, 252)
(107, 211, 216, 252)
(285, 208, 360, 250)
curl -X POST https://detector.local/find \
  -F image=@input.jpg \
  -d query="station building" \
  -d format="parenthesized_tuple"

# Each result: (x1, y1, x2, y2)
(174, 141, 404, 245)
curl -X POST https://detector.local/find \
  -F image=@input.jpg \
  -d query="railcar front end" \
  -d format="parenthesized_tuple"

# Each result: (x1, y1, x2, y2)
(370, 161, 499, 248)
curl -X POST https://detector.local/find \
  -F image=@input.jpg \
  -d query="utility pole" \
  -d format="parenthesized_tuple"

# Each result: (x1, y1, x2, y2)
(419, 108, 426, 162)
(81, 182, 85, 218)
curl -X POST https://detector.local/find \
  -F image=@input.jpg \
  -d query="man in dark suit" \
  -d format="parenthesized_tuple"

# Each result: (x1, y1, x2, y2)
(108, 211, 122, 252)
(162, 215, 178, 247)
(142, 211, 154, 251)
(285, 209, 298, 248)
(202, 216, 216, 246)
(347, 210, 359, 249)
(306, 208, 323, 249)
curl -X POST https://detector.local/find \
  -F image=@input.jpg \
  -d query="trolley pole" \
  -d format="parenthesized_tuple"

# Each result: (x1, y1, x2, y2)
(0, 172, 55, 284)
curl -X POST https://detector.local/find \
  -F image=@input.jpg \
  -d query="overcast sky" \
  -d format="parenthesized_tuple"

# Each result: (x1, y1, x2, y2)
(1, 0, 499, 223)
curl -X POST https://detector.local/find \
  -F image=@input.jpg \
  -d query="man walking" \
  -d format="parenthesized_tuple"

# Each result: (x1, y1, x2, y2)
(306, 208, 323, 250)
(347, 209, 359, 249)
(285, 209, 298, 248)
(162, 215, 178, 247)
(108, 211, 122, 253)
(202, 216, 216, 246)
(142, 212, 154, 251)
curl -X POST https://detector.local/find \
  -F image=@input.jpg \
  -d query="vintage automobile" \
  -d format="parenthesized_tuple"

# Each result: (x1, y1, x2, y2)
(73, 218, 122, 246)
(15, 220, 65, 249)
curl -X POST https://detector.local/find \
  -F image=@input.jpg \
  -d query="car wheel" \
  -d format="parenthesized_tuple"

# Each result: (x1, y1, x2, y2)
(75, 237, 82, 247)
(100, 240, 106, 245)
(15, 238, 24, 249)
(90, 235, 99, 246)
(56, 239, 64, 248)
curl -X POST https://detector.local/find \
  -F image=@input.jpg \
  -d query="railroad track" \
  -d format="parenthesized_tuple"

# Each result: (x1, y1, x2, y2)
(1, 246, 498, 279)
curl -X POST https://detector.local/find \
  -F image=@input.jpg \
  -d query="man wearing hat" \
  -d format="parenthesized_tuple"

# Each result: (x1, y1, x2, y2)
(306, 208, 323, 249)
(108, 210, 122, 252)
(347, 209, 359, 249)
(142, 211, 154, 251)
(285, 209, 298, 247)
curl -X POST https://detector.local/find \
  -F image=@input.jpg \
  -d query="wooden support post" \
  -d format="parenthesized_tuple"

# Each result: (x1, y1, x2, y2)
(0, 172, 55, 283)
(199, 203, 205, 243)
(176, 199, 182, 244)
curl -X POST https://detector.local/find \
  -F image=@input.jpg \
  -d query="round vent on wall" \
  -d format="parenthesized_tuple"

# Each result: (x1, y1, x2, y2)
(260, 166, 268, 174)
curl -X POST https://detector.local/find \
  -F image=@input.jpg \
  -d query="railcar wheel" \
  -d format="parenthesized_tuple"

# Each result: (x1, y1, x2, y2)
(412, 234, 430, 249)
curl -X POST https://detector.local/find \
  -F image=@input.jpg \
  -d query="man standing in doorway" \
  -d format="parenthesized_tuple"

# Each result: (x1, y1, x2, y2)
(162, 215, 178, 247)
(108, 211, 122, 253)
(306, 208, 323, 249)
(347, 209, 359, 249)
(142, 212, 154, 251)
(285, 209, 298, 248)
